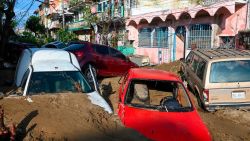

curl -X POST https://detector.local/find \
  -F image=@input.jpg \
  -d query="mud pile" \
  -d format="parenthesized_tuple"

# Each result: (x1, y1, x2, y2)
(0, 94, 148, 141)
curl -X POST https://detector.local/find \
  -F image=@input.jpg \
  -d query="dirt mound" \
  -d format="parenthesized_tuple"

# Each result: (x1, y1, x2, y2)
(0, 94, 148, 141)
(149, 61, 181, 75)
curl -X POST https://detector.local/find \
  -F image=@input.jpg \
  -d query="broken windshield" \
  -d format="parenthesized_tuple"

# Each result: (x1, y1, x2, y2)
(28, 71, 93, 95)
(125, 80, 193, 112)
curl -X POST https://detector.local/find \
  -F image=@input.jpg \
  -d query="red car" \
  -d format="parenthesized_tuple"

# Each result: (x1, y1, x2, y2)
(64, 42, 138, 79)
(118, 68, 211, 141)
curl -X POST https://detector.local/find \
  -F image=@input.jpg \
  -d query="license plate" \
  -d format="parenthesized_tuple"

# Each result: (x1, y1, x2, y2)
(232, 92, 246, 99)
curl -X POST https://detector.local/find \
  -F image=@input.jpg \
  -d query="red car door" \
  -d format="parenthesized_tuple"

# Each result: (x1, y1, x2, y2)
(123, 105, 211, 141)
(109, 48, 131, 75)
(94, 45, 114, 76)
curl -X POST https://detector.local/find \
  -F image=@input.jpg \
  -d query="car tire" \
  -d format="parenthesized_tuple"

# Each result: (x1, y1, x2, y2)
(196, 92, 205, 111)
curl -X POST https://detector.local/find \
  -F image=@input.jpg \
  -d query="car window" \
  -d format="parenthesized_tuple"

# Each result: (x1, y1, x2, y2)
(65, 44, 86, 51)
(191, 55, 199, 72)
(109, 47, 126, 60)
(210, 60, 250, 83)
(125, 79, 193, 112)
(196, 60, 206, 80)
(27, 71, 93, 95)
(46, 44, 56, 48)
(95, 45, 109, 55)
(186, 52, 193, 64)
(56, 43, 66, 49)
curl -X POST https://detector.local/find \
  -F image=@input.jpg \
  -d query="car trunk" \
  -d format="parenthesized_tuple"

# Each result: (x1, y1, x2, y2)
(207, 84, 250, 104)
(207, 60, 250, 105)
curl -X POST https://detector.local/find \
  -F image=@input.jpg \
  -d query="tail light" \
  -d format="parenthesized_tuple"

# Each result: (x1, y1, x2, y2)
(203, 89, 209, 102)
(74, 51, 84, 59)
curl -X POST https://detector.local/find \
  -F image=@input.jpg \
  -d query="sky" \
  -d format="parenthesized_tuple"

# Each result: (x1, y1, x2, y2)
(14, 0, 41, 28)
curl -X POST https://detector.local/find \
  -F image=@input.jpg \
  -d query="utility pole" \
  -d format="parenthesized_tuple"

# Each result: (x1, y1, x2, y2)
(62, 0, 65, 29)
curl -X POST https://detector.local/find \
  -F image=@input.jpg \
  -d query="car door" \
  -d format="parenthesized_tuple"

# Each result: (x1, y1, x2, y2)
(188, 54, 200, 90)
(183, 52, 194, 86)
(109, 47, 130, 75)
(93, 45, 113, 76)
(118, 73, 129, 122)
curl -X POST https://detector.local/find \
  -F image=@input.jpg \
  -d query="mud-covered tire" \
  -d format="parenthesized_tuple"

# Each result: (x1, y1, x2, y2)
(196, 92, 206, 111)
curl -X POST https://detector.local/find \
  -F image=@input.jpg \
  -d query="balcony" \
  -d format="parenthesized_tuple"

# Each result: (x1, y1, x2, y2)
(49, 20, 61, 29)
(67, 20, 90, 31)
(202, 0, 247, 5)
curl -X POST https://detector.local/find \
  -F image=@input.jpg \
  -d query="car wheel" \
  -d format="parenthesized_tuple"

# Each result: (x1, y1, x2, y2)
(196, 93, 205, 111)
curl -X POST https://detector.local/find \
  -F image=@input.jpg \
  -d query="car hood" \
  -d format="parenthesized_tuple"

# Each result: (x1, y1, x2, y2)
(123, 106, 211, 141)
(86, 91, 113, 114)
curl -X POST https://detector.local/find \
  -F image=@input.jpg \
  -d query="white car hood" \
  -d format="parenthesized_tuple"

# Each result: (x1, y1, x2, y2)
(86, 91, 113, 114)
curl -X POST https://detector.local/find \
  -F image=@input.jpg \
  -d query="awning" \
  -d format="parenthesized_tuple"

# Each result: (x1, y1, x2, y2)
(68, 26, 91, 31)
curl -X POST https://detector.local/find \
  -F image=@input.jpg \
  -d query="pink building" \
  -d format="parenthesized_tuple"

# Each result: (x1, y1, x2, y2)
(126, 0, 249, 64)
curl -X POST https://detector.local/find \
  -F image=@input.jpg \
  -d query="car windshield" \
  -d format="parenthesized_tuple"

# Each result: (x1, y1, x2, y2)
(125, 80, 193, 112)
(210, 60, 250, 83)
(28, 71, 93, 95)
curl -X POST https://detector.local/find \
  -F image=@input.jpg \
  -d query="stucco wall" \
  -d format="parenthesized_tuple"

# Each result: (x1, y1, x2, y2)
(126, 1, 248, 64)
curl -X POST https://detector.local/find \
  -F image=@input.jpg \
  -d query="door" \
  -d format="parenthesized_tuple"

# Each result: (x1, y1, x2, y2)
(109, 47, 130, 75)
(94, 45, 113, 76)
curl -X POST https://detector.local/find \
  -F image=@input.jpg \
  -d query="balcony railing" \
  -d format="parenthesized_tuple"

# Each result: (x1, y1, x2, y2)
(67, 20, 90, 31)
(202, 0, 247, 5)
(49, 20, 61, 29)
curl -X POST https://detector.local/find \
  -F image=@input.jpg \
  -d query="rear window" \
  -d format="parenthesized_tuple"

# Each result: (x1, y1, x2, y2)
(56, 43, 66, 49)
(64, 44, 86, 51)
(210, 60, 250, 83)
(94, 45, 109, 55)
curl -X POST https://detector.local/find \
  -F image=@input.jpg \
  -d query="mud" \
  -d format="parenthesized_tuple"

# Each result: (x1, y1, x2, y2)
(1, 62, 250, 141)
(0, 94, 148, 141)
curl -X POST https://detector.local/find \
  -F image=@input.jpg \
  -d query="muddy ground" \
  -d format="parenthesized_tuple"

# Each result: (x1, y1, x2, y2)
(0, 62, 250, 140)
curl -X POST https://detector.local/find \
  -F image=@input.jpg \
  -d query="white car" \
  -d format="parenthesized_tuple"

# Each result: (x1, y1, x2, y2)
(12, 48, 112, 113)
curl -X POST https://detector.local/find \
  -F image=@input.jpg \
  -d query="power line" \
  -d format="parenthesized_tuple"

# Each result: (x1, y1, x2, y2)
(16, 0, 35, 24)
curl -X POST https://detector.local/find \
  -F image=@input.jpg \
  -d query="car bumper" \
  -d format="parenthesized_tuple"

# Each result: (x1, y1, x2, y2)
(206, 102, 250, 111)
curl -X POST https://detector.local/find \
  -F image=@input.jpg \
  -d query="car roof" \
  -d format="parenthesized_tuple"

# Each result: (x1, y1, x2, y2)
(193, 48, 250, 60)
(128, 68, 181, 82)
(14, 48, 80, 87)
(33, 60, 79, 72)
(28, 48, 78, 67)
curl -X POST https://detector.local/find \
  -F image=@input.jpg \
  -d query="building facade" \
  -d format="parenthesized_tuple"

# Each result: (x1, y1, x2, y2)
(126, 0, 249, 64)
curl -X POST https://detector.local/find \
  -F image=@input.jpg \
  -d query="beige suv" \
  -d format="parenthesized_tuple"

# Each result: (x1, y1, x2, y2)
(181, 48, 250, 111)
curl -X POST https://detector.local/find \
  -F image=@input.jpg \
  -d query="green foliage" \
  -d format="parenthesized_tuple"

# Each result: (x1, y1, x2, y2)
(56, 29, 78, 43)
(16, 32, 55, 47)
(80, 5, 98, 26)
(17, 31, 40, 46)
(25, 16, 45, 35)
(190, 0, 203, 4)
